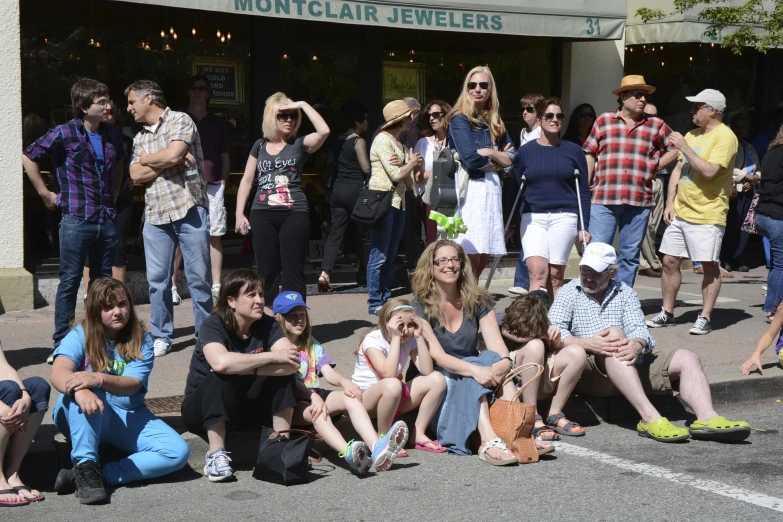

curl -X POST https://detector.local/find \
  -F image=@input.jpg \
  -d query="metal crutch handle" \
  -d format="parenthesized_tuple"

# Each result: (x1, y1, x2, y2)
(484, 175, 526, 290)
(574, 169, 588, 249)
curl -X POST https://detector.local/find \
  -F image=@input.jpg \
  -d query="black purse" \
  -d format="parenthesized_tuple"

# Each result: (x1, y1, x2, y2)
(351, 146, 402, 227)
(252, 428, 322, 486)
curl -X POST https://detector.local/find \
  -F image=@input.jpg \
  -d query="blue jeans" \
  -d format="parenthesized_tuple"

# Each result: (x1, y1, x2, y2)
(54, 215, 118, 346)
(588, 204, 651, 287)
(513, 247, 530, 289)
(143, 205, 213, 343)
(52, 392, 190, 486)
(367, 207, 405, 312)
(756, 214, 783, 313)
(0, 376, 50, 412)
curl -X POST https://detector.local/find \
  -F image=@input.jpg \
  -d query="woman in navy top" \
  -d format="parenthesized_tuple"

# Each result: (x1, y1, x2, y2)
(515, 97, 591, 296)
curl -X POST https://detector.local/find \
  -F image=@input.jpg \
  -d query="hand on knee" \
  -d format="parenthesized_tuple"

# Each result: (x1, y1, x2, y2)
(606, 326, 627, 340)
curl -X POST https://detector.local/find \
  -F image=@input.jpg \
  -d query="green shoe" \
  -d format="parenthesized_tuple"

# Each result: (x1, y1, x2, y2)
(637, 417, 690, 442)
(689, 416, 751, 442)
(778, 350, 783, 368)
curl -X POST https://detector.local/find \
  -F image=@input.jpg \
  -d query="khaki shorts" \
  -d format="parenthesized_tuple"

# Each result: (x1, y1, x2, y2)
(508, 348, 560, 397)
(207, 183, 227, 236)
(573, 348, 678, 398)
(659, 216, 724, 262)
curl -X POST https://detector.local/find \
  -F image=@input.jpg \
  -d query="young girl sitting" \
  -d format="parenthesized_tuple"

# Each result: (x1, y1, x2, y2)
(50, 279, 190, 504)
(353, 298, 447, 456)
(274, 291, 405, 474)
(741, 300, 783, 375)
(500, 294, 587, 444)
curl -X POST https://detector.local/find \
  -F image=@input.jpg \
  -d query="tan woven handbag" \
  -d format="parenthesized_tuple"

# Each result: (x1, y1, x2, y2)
(488, 363, 544, 464)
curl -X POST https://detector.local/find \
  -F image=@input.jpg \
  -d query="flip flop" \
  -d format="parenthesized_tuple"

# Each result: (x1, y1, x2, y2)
(637, 417, 690, 443)
(12, 485, 44, 503)
(395, 448, 409, 458)
(689, 416, 751, 442)
(414, 440, 447, 453)
(478, 438, 518, 466)
(0, 489, 29, 507)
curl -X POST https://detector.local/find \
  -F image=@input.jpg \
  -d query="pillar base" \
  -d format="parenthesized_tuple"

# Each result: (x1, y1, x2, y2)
(0, 267, 34, 313)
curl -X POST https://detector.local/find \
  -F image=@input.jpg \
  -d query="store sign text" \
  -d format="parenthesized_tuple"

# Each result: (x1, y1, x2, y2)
(235, 0, 503, 32)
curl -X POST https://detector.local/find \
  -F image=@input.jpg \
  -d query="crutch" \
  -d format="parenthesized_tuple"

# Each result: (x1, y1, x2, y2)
(573, 169, 588, 249)
(484, 175, 526, 290)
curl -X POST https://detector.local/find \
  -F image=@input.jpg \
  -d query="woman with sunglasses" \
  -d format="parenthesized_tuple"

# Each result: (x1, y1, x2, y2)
(447, 66, 515, 279)
(563, 103, 597, 147)
(235, 93, 330, 306)
(414, 100, 453, 246)
(515, 97, 591, 296)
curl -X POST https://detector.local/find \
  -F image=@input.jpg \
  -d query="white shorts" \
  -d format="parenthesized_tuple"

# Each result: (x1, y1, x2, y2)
(659, 216, 724, 262)
(207, 183, 227, 236)
(520, 212, 578, 265)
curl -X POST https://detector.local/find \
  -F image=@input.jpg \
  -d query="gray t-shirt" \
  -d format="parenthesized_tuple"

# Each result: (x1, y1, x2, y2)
(411, 296, 494, 359)
(249, 136, 309, 213)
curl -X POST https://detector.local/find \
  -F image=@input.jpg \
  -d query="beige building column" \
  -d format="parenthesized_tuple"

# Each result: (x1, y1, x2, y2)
(0, 1, 32, 313)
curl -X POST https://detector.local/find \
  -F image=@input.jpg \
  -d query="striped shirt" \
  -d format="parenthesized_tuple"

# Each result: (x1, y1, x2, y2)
(24, 118, 124, 223)
(548, 278, 655, 365)
(584, 110, 674, 207)
(130, 107, 208, 225)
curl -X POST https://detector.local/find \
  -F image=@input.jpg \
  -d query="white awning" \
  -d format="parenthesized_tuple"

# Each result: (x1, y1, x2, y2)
(113, 0, 626, 39)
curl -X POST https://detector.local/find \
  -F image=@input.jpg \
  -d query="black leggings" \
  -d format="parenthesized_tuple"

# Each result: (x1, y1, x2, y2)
(249, 209, 310, 303)
(321, 181, 370, 281)
(181, 372, 297, 432)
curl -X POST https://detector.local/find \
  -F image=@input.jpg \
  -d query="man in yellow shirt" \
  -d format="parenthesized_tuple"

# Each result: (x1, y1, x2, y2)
(647, 89, 738, 335)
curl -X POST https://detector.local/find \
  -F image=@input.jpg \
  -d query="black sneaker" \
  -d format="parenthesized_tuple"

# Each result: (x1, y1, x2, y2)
(53, 467, 76, 494)
(646, 308, 675, 328)
(73, 460, 108, 504)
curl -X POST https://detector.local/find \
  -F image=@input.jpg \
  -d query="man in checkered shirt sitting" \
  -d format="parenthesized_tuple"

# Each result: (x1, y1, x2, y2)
(548, 242, 750, 443)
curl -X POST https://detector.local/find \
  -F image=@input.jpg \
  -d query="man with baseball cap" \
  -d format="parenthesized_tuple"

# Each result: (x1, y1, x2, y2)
(648, 89, 738, 335)
(583, 75, 680, 288)
(549, 242, 750, 443)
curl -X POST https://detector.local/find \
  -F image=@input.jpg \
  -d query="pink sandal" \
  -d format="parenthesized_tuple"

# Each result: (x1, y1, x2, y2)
(414, 440, 447, 453)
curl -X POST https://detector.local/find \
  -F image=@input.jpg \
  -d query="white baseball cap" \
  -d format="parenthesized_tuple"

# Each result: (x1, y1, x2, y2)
(686, 89, 726, 112)
(579, 242, 617, 273)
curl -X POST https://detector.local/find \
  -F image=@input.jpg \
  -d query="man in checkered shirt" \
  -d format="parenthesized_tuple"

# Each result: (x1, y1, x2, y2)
(548, 242, 750, 443)
(584, 75, 679, 287)
(126, 80, 213, 358)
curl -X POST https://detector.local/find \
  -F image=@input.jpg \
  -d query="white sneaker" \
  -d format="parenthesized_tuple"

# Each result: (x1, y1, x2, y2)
(211, 284, 221, 299)
(508, 286, 528, 296)
(171, 286, 182, 305)
(153, 338, 172, 357)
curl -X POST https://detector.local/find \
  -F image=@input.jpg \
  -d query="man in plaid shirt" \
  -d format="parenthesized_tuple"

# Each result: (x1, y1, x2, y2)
(126, 80, 212, 357)
(549, 242, 750, 443)
(584, 75, 679, 287)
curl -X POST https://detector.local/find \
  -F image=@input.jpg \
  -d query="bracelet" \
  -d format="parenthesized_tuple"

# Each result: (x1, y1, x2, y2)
(97, 373, 104, 389)
(501, 356, 513, 363)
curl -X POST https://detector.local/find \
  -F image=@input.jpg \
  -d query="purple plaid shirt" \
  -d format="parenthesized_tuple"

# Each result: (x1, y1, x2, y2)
(24, 118, 124, 223)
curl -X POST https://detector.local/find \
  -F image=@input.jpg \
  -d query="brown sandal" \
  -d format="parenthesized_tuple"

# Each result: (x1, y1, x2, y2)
(317, 276, 334, 293)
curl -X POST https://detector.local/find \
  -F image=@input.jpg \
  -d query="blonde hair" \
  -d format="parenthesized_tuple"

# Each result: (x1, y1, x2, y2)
(262, 92, 302, 141)
(355, 297, 414, 355)
(448, 65, 506, 142)
(275, 307, 313, 354)
(410, 240, 486, 326)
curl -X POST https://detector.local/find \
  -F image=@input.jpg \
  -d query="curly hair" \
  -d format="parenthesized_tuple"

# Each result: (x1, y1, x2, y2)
(502, 294, 549, 341)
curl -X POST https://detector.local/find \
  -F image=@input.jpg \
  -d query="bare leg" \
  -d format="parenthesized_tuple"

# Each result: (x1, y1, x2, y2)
(295, 402, 349, 453)
(547, 344, 587, 415)
(400, 372, 446, 444)
(112, 265, 127, 284)
(513, 340, 551, 450)
(661, 255, 681, 313)
(207, 422, 227, 454)
(358, 378, 403, 434)
(467, 253, 490, 280)
(0, 401, 23, 504)
(326, 392, 379, 448)
(319, 269, 331, 284)
(210, 236, 223, 286)
(549, 264, 566, 298)
(525, 256, 549, 293)
(172, 245, 183, 289)
(667, 349, 718, 420)
(477, 395, 514, 460)
(4, 410, 45, 500)
(82, 266, 90, 297)
(273, 407, 294, 438)
(698, 261, 721, 320)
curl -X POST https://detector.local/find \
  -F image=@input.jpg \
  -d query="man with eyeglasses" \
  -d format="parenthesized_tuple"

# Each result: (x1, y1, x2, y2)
(549, 242, 750, 444)
(647, 90, 738, 335)
(22, 79, 125, 363)
(584, 75, 679, 288)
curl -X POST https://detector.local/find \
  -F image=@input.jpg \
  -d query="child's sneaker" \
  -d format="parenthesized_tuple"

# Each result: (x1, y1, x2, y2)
(172, 286, 182, 305)
(338, 440, 371, 476)
(371, 420, 409, 472)
(647, 308, 674, 328)
(204, 449, 235, 482)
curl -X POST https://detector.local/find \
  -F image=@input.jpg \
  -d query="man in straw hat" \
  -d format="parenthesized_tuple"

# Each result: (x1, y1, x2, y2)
(583, 75, 679, 288)
(549, 242, 751, 444)
(647, 89, 738, 335)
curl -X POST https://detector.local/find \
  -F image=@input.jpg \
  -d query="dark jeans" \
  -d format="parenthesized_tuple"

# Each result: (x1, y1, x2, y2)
(756, 213, 783, 313)
(54, 215, 118, 347)
(367, 207, 405, 312)
(0, 376, 50, 413)
(249, 209, 310, 304)
(113, 198, 133, 267)
(321, 181, 370, 284)
(181, 372, 297, 432)
(403, 191, 426, 270)
(720, 191, 753, 268)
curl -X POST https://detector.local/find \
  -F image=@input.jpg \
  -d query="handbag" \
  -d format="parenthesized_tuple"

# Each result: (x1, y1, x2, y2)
(252, 428, 322, 486)
(741, 192, 760, 235)
(488, 362, 544, 464)
(351, 143, 403, 228)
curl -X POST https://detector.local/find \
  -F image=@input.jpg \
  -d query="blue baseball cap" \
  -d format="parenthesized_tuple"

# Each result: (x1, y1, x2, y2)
(273, 291, 309, 315)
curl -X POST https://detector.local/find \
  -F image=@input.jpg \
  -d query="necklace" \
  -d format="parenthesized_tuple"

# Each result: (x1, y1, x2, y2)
(268, 140, 286, 153)
(433, 134, 445, 151)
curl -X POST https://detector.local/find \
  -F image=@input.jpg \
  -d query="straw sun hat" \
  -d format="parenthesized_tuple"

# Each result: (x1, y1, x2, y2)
(381, 100, 413, 129)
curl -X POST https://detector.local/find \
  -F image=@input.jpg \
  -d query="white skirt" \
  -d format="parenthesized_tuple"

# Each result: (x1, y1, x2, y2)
(454, 171, 506, 255)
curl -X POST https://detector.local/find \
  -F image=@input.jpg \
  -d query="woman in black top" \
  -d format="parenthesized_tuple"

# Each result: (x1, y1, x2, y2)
(562, 103, 596, 146)
(235, 92, 330, 305)
(319, 101, 372, 291)
(181, 269, 300, 482)
(755, 128, 783, 317)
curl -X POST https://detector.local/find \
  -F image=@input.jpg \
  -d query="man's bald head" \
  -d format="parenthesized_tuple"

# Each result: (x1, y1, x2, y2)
(644, 103, 658, 117)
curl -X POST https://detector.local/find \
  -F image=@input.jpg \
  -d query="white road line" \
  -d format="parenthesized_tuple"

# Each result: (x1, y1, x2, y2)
(556, 442, 783, 513)
(634, 284, 740, 303)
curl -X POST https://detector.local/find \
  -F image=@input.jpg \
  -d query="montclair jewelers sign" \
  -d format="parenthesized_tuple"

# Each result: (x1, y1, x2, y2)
(192, 57, 244, 106)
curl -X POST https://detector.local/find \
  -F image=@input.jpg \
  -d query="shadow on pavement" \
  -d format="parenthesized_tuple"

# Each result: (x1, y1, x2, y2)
(313, 319, 374, 344)
(678, 308, 752, 331)
(5, 347, 52, 370)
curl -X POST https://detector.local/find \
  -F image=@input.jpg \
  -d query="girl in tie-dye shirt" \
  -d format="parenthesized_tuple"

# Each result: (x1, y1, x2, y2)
(273, 292, 402, 474)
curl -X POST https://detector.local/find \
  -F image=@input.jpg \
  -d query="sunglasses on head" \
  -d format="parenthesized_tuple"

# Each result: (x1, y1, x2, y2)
(189, 85, 208, 92)
(428, 111, 444, 119)
(578, 111, 596, 119)
(276, 112, 298, 122)
(523, 106, 536, 114)
(543, 112, 565, 121)
(467, 82, 489, 91)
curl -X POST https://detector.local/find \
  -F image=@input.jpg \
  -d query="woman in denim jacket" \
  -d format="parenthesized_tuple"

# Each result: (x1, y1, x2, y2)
(447, 65, 516, 279)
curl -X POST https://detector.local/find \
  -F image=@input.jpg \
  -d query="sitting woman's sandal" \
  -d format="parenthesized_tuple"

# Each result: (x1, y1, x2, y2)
(546, 412, 585, 437)
(534, 415, 560, 442)
(478, 438, 518, 466)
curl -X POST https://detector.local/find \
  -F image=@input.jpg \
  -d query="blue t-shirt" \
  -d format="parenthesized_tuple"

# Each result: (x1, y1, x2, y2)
(53, 325, 154, 410)
(87, 130, 104, 173)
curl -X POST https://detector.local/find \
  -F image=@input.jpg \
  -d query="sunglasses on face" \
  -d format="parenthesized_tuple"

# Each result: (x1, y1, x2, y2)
(428, 111, 444, 119)
(626, 91, 648, 100)
(468, 82, 489, 91)
(277, 112, 298, 122)
(190, 85, 208, 92)
(578, 112, 596, 119)
(523, 106, 536, 114)
(543, 112, 565, 121)
(434, 257, 461, 266)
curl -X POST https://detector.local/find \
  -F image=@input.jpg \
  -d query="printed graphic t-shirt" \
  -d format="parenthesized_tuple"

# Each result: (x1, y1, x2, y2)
(53, 325, 154, 411)
(676, 123, 738, 226)
(296, 339, 336, 389)
(249, 136, 309, 213)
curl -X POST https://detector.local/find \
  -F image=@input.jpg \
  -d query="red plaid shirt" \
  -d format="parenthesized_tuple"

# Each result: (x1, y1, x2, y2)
(584, 110, 674, 207)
